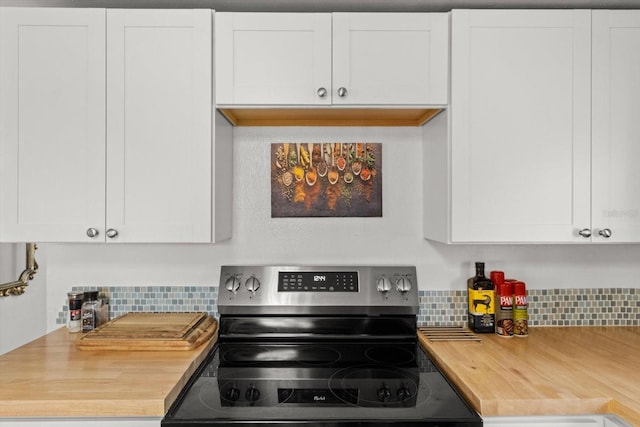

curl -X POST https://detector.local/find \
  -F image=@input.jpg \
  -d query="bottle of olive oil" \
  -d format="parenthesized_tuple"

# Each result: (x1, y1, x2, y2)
(467, 262, 495, 333)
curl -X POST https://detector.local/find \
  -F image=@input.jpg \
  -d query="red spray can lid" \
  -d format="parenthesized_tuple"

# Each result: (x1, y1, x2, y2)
(513, 281, 526, 295)
(490, 271, 505, 286)
(497, 280, 513, 298)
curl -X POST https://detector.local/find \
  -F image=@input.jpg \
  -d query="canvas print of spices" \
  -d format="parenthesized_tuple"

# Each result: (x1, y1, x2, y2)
(271, 143, 382, 217)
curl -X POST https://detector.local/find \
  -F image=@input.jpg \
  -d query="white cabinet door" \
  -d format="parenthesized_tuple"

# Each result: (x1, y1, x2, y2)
(332, 13, 448, 105)
(106, 9, 213, 243)
(591, 11, 640, 243)
(215, 13, 332, 105)
(215, 12, 447, 107)
(448, 9, 591, 243)
(0, 8, 106, 242)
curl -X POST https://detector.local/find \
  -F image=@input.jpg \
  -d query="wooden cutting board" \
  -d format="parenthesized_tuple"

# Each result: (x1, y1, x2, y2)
(75, 312, 217, 351)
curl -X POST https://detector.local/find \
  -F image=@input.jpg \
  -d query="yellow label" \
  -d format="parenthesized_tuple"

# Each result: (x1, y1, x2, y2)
(468, 288, 495, 315)
(514, 306, 528, 321)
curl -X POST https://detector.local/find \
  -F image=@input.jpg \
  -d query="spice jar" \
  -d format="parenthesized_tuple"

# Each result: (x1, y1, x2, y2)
(98, 289, 110, 326)
(81, 291, 101, 332)
(67, 292, 84, 333)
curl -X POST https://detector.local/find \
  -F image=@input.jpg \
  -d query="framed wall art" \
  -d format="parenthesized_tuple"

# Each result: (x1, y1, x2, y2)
(271, 143, 382, 217)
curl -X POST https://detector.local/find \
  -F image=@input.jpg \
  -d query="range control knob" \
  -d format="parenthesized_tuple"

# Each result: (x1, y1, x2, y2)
(225, 275, 241, 294)
(245, 275, 261, 294)
(245, 386, 260, 402)
(395, 276, 413, 293)
(224, 386, 240, 402)
(397, 385, 411, 401)
(376, 276, 393, 293)
(377, 383, 391, 402)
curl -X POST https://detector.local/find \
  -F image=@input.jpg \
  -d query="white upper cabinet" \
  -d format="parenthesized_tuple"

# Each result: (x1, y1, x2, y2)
(106, 9, 217, 243)
(215, 13, 332, 105)
(0, 8, 231, 243)
(215, 12, 448, 106)
(591, 11, 640, 243)
(424, 10, 592, 243)
(332, 13, 448, 105)
(0, 8, 107, 242)
(425, 9, 640, 244)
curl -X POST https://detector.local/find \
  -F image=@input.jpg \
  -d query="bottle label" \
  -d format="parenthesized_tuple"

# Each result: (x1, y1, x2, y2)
(468, 288, 495, 333)
(500, 295, 513, 307)
(468, 289, 495, 315)
(515, 295, 527, 306)
(495, 302, 513, 337)
(82, 309, 95, 332)
(513, 305, 528, 337)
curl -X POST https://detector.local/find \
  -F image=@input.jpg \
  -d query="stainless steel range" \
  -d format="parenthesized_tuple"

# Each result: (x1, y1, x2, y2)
(162, 265, 482, 427)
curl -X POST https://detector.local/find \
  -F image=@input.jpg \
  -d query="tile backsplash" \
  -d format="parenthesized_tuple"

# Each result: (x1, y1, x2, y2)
(57, 286, 639, 327)
(56, 286, 218, 325)
(418, 288, 639, 327)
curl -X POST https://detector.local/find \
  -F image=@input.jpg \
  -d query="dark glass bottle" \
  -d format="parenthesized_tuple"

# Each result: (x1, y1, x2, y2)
(467, 262, 495, 333)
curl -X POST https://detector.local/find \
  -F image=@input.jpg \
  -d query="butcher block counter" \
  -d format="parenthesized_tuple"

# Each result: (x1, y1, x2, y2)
(418, 326, 640, 425)
(0, 327, 215, 417)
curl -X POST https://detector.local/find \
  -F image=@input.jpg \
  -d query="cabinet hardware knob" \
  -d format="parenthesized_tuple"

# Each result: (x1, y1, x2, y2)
(106, 228, 119, 239)
(578, 228, 592, 238)
(598, 228, 612, 238)
(337, 87, 348, 98)
(86, 228, 99, 238)
(317, 87, 327, 98)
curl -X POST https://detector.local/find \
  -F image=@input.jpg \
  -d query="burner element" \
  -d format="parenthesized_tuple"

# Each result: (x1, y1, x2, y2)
(328, 365, 422, 407)
(221, 345, 342, 366)
(365, 345, 416, 365)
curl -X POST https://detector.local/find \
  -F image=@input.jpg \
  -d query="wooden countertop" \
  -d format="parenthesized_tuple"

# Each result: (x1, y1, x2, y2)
(418, 326, 640, 425)
(0, 327, 215, 417)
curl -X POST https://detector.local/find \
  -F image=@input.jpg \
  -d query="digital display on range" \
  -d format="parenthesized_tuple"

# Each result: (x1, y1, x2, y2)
(278, 271, 359, 292)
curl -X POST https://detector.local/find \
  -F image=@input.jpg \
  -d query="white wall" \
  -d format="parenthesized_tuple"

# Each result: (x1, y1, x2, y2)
(0, 243, 47, 354)
(43, 126, 640, 332)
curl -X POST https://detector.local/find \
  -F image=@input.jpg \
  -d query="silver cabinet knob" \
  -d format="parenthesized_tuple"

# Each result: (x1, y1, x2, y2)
(317, 87, 327, 98)
(578, 228, 592, 238)
(337, 87, 348, 98)
(598, 228, 612, 238)
(106, 228, 119, 239)
(86, 228, 99, 238)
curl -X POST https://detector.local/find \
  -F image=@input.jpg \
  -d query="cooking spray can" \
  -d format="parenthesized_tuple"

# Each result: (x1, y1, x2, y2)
(493, 273, 514, 338)
(513, 281, 528, 337)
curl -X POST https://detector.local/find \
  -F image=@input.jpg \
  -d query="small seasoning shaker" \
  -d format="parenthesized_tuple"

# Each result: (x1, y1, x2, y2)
(81, 291, 101, 332)
(98, 289, 110, 326)
(67, 292, 84, 333)
(513, 281, 528, 337)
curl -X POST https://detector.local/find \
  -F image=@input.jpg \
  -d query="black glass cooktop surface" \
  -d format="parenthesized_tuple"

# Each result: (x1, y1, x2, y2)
(163, 341, 482, 426)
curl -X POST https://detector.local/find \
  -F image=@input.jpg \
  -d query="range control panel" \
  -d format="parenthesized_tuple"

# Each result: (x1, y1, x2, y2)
(278, 271, 358, 292)
(218, 265, 418, 316)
